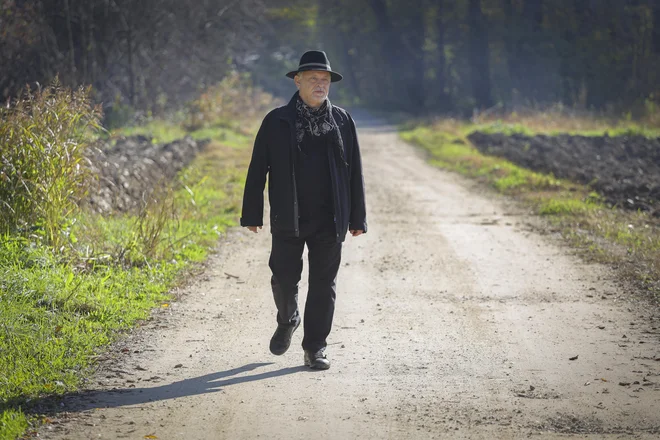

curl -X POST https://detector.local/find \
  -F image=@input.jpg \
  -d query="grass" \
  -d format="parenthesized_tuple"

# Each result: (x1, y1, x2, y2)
(0, 73, 274, 439)
(0, 129, 253, 440)
(472, 111, 660, 138)
(400, 118, 660, 301)
(110, 118, 254, 147)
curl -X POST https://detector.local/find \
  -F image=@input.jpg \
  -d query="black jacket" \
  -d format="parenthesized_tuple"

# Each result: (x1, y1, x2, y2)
(240, 92, 367, 242)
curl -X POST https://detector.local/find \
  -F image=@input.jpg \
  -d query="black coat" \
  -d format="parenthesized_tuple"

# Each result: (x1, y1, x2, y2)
(240, 92, 367, 242)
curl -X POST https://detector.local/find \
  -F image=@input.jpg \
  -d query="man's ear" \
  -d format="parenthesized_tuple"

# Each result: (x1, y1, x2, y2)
(294, 73, 302, 89)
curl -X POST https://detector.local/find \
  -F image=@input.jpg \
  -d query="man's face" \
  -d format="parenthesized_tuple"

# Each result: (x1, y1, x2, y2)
(295, 70, 331, 108)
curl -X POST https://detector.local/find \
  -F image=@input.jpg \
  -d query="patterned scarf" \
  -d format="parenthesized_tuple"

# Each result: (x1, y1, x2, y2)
(295, 95, 347, 165)
(295, 97, 334, 144)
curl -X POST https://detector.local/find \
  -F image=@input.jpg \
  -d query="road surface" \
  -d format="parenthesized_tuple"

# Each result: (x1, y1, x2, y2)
(45, 114, 660, 439)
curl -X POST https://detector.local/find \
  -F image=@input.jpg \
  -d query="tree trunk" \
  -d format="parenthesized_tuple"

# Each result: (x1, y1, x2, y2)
(368, 0, 409, 109)
(63, 0, 76, 78)
(406, 0, 426, 111)
(652, 0, 660, 54)
(126, 15, 136, 107)
(468, 0, 493, 109)
(435, 0, 449, 110)
(337, 31, 361, 101)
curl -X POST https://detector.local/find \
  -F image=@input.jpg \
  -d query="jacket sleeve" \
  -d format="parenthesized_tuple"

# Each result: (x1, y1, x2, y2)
(348, 115, 367, 233)
(240, 115, 270, 227)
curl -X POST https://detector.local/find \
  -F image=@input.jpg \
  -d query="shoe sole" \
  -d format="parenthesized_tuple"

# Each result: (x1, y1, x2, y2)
(269, 321, 300, 355)
(306, 362, 330, 370)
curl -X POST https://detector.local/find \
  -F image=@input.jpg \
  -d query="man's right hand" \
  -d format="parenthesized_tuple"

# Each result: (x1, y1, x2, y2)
(246, 226, 262, 233)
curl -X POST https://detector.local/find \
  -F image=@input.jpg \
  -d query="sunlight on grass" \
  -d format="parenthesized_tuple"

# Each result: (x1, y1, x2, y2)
(0, 135, 253, 439)
(538, 198, 594, 215)
(116, 120, 187, 143)
(0, 409, 28, 440)
(471, 111, 660, 138)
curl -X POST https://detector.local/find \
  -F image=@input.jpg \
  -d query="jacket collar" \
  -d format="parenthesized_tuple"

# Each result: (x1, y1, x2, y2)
(280, 92, 299, 122)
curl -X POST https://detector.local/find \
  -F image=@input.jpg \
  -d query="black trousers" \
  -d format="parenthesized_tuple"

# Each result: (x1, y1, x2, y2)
(269, 219, 342, 352)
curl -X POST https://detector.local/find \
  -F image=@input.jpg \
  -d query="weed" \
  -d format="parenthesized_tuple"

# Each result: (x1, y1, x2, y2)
(0, 78, 102, 248)
(538, 199, 593, 216)
(0, 409, 28, 440)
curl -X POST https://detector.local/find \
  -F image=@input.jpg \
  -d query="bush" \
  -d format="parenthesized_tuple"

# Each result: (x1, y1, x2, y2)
(0, 78, 101, 248)
(184, 72, 278, 132)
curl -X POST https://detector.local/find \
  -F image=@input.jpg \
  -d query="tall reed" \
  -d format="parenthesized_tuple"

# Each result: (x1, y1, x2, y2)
(0, 78, 101, 248)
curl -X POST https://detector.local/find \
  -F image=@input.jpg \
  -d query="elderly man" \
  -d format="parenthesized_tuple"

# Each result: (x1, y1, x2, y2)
(240, 50, 367, 370)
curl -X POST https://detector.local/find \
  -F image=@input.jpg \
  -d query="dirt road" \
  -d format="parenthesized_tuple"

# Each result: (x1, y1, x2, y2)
(46, 114, 660, 439)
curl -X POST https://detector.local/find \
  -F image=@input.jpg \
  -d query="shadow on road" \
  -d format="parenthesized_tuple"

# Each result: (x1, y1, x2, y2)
(22, 363, 308, 415)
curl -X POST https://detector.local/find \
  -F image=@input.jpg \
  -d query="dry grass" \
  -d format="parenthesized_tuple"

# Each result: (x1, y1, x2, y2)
(470, 107, 660, 137)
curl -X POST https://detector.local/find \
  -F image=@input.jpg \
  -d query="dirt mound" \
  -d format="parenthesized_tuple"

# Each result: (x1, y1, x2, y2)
(467, 132, 660, 214)
(84, 135, 209, 214)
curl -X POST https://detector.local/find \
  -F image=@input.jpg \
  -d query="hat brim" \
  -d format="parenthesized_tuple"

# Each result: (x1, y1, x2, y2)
(286, 68, 343, 83)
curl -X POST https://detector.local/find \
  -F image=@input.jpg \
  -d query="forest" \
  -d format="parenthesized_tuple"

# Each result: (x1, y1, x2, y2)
(2, 0, 660, 120)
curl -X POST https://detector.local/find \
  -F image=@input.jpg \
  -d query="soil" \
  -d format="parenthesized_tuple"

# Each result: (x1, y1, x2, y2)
(39, 114, 660, 439)
(84, 135, 209, 214)
(467, 131, 660, 214)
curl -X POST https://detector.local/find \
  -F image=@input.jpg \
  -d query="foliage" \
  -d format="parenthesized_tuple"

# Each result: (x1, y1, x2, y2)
(0, 0, 269, 116)
(0, 75, 262, 438)
(184, 72, 279, 132)
(472, 108, 660, 138)
(0, 129, 252, 439)
(0, 79, 102, 249)
(0, 409, 28, 440)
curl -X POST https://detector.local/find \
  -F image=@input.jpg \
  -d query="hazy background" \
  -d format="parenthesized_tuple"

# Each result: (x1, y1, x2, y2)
(2, 0, 659, 121)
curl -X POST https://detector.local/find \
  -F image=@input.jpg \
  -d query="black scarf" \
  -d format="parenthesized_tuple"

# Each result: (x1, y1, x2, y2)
(295, 96, 347, 166)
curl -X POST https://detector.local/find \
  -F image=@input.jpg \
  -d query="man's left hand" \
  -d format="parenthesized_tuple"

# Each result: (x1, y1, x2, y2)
(350, 230, 364, 237)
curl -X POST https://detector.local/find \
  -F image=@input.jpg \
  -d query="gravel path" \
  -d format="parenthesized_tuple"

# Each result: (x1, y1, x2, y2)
(44, 114, 660, 439)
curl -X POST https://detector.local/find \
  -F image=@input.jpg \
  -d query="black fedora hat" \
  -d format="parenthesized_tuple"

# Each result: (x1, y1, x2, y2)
(286, 50, 343, 82)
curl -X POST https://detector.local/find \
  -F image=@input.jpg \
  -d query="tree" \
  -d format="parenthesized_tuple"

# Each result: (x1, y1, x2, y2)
(467, 0, 493, 109)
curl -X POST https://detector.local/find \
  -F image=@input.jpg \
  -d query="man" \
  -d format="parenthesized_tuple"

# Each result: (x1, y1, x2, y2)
(240, 50, 367, 370)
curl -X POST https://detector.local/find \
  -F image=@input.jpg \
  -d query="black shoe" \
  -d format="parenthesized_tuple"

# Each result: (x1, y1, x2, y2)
(269, 320, 300, 355)
(304, 348, 330, 370)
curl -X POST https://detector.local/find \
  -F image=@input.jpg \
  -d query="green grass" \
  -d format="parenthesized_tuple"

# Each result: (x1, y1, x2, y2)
(400, 120, 660, 302)
(472, 119, 660, 138)
(537, 198, 595, 216)
(112, 119, 253, 148)
(400, 126, 564, 194)
(0, 411, 27, 440)
(0, 129, 252, 439)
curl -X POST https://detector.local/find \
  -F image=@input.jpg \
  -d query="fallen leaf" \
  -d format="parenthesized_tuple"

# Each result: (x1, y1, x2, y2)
(161, 303, 169, 308)
(174, 364, 183, 368)
(569, 355, 579, 361)
(144, 435, 158, 439)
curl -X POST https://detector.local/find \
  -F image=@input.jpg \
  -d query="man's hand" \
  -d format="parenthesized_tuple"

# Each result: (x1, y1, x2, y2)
(246, 226, 262, 233)
(350, 229, 364, 237)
